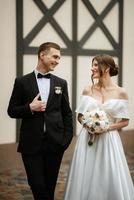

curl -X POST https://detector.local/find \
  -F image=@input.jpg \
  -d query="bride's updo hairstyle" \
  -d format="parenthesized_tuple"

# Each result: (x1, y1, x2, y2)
(92, 54, 119, 77)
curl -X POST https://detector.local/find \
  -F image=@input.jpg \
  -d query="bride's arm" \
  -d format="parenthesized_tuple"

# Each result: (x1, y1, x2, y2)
(77, 113, 91, 131)
(77, 86, 93, 125)
(108, 87, 129, 131)
(77, 113, 84, 124)
(108, 118, 129, 132)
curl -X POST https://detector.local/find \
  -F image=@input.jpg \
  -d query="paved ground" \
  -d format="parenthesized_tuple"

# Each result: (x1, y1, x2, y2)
(0, 134, 133, 200)
(55, 135, 134, 200)
(0, 139, 76, 200)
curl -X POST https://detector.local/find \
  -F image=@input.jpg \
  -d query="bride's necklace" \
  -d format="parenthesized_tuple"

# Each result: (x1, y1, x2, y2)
(95, 84, 106, 104)
(100, 89, 105, 104)
(94, 82, 116, 104)
(99, 86, 115, 103)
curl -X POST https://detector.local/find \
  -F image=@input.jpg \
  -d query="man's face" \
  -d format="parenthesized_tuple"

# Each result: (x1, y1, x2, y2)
(40, 47, 61, 72)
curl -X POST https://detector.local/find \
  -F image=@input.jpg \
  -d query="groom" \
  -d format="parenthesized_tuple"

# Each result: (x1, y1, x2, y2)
(7, 42, 73, 200)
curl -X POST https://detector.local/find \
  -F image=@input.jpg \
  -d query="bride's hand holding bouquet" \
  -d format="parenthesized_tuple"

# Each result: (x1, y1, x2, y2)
(81, 109, 109, 146)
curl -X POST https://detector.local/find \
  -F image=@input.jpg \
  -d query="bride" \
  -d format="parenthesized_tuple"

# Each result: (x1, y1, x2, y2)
(63, 54, 134, 200)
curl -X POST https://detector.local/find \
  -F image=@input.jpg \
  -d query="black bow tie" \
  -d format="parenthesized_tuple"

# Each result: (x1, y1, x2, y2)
(37, 73, 51, 79)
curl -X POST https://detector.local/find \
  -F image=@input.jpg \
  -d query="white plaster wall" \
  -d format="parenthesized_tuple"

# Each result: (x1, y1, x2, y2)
(0, 0, 16, 144)
(0, 0, 134, 144)
(123, 0, 134, 129)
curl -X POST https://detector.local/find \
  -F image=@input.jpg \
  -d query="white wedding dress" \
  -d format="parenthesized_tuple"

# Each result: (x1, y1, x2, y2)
(63, 95, 134, 200)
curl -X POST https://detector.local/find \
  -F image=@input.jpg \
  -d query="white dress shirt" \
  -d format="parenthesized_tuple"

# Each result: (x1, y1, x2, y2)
(34, 69, 50, 103)
(34, 69, 50, 132)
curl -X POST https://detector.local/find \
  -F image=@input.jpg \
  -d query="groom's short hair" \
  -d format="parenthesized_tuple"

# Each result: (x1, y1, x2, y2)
(38, 42, 61, 58)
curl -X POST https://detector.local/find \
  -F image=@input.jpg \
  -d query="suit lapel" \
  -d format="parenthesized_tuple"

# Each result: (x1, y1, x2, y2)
(47, 75, 55, 107)
(29, 72, 39, 99)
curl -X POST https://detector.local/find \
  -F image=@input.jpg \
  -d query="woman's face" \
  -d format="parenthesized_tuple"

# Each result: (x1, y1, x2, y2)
(91, 59, 100, 79)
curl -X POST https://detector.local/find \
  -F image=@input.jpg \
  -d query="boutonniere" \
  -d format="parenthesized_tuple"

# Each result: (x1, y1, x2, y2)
(54, 86, 62, 94)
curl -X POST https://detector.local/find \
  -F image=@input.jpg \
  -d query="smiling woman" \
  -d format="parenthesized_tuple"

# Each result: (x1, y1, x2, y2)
(91, 54, 118, 86)
(63, 54, 134, 200)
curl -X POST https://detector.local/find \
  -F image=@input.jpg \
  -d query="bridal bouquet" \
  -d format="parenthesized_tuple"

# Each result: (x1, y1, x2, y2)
(82, 109, 109, 146)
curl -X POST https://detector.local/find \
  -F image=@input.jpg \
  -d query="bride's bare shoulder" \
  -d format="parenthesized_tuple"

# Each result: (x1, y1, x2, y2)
(117, 86, 128, 100)
(82, 85, 92, 96)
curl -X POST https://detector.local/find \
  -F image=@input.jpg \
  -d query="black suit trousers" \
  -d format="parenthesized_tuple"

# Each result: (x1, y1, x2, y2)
(21, 139, 64, 200)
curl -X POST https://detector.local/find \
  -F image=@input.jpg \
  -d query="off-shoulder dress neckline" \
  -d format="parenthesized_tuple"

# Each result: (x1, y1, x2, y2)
(82, 95, 128, 105)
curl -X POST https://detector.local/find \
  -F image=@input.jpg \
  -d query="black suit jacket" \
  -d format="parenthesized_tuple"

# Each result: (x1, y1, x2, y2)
(7, 72, 73, 154)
